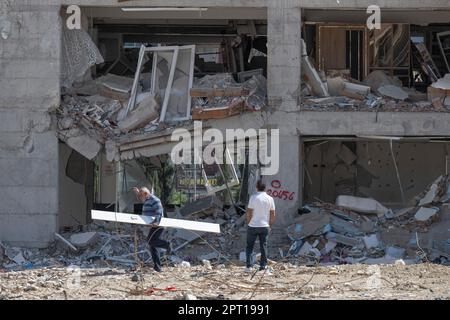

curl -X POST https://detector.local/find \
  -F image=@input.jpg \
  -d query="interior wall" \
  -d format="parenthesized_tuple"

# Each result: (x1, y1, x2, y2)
(304, 140, 448, 206)
(58, 143, 88, 228)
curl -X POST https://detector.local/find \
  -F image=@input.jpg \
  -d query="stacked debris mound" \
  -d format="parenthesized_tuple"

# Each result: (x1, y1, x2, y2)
(285, 175, 450, 266)
(299, 37, 446, 112)
(165, 196, 248, 265)
(0, 197, 249, 271)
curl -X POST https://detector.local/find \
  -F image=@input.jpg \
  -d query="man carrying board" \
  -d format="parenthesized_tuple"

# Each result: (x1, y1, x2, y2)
(132, 186, 172, 272)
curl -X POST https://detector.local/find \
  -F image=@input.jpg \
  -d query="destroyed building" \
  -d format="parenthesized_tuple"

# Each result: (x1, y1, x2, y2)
(1, 1, 450, 269)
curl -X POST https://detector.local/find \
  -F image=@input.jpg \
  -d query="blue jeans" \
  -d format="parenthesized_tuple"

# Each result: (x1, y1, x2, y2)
(246, 227, 269, 269)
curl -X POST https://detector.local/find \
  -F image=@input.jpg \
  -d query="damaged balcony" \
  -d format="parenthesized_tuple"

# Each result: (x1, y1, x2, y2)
(56, 6, 268, 162)
(300, 13, 450, 112)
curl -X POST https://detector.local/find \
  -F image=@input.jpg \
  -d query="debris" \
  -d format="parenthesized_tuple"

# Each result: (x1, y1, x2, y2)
(363, 234, 380, 249)
(287, 211, 331, 240)
(386, 246, 405, 259)
(414, 207, 439, 222)
(336, 144, 357, 165)
(54, 233, 78, 252)
(418, 176, 442, 206)
(364, 70, 403, 91)
(202, 260, 212, 270)
(69, 232, 99, 248)
(118, 93, 159, 132)
(326, 232, 363, 248)
(336, 195, 389, 216)
(183, 293, 198, 300)
(378, 85, 409, 101)
(131, 273, 140, 282)
(301, 39, 329, 97)
(340, 82, 371, 100)
(66, 131, 102, 161)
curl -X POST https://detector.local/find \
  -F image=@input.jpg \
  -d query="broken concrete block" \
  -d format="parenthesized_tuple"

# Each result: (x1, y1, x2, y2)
(364, 70, 403, 91)
(337, 144, 357, 165)
(287, 211, 331, 240)
(69, 232, 99, 248)
(363, 234, 379, 249)
(326, 232, 363, 247)
(419, 176, 442, 206)
(198, 252, 219, 261)
(298, 241, 314, 256)
(336, 195, 389, 216)
(414, 207, 439, 222)
(323, 241, 337, 254)
(341, 82, 371, 100)
(326, 77, 345, 96)
(330, 216, 363, 236)
(385, 246, 405, 259)
(118, 93, 159, 132)
(5, 248, 26, 265)
(378, 85, 409, 101)
(301, 39, 329, 97)
(66, 130, 101, 161)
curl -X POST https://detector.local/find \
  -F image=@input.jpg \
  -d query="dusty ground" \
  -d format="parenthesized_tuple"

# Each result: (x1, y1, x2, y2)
(0, 262, 449, 300)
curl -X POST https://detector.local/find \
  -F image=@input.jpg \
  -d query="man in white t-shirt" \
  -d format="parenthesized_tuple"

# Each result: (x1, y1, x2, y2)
(245, 180, 276, 272)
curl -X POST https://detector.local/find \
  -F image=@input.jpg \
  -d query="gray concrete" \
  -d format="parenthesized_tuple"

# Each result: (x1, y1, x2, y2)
(0, 3, 61, 248)
(298, 111, 450, 136)
(2, 0, 450, 247)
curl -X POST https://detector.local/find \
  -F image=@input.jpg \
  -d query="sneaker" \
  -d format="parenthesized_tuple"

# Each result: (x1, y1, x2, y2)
(259, 266, 273, 275)
(244, 267, 253, 273)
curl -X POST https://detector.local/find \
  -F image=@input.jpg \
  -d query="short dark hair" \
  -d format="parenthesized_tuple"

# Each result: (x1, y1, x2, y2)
(256, 180, 266, 192)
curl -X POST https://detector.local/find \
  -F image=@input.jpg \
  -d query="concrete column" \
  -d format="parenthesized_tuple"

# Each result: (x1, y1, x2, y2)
(0, 2, 61, 248)
(267, 0, 302, 112)
(264, 1, 302, 233)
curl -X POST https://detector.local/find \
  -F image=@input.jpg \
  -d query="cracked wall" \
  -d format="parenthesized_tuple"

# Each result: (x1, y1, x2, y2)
(0, 2, 61, 248)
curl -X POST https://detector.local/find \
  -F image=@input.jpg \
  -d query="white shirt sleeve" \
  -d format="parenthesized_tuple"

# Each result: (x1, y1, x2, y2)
(248, 196, 255, 209)
(270, 197, 275, 211)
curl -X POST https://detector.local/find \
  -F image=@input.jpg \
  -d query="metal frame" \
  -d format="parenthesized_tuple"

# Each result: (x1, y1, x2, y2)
(125, 45, 196, 123)
(202, 148, 240, 195)
(437, 31, 450, 73)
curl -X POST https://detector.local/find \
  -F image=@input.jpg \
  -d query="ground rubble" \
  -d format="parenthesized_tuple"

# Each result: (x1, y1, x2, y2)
(284, 175, 450, 267)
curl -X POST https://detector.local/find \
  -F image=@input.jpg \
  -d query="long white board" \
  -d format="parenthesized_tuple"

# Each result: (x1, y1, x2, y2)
(91, 210, 221, 234)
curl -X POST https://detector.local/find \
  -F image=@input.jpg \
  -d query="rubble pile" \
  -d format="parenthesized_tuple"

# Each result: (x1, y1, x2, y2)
(192, 73, 267, 112)
(0, 199, 249, 271)
(285, 175, 450, 266)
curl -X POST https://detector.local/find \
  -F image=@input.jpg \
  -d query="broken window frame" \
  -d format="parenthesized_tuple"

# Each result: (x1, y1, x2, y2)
(437, 31, 450, 74)
(125, 45, 196, 123)
(201, 148, 240, 195)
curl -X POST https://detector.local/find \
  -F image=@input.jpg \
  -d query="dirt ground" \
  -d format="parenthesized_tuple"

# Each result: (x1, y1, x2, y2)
(0, 262, 449, 300)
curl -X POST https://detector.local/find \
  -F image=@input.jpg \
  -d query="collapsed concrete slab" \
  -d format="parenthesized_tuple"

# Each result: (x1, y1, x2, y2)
(66, 130, 101, 161)
(118, 93, 159, 132)
(69, 232, 99, 248)
(414, 207, 439, 222)
(301, 39, 329, 97)
(336, 195, 390, 216)
(378, 85, 409, 101)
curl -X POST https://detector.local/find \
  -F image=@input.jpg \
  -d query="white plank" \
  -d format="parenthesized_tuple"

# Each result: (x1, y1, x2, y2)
(91, 210, 220, 234)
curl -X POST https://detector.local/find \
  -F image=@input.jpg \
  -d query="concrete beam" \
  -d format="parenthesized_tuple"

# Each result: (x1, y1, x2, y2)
(298, 111, 450, 136)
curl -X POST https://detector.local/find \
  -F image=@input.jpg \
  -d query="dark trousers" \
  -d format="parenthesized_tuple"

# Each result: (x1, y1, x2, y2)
(147, 227, 170, 271)
(246, 227, 269, 268)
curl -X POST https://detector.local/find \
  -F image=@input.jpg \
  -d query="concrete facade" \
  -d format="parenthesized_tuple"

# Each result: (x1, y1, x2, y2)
(2, 0, 450, 247)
